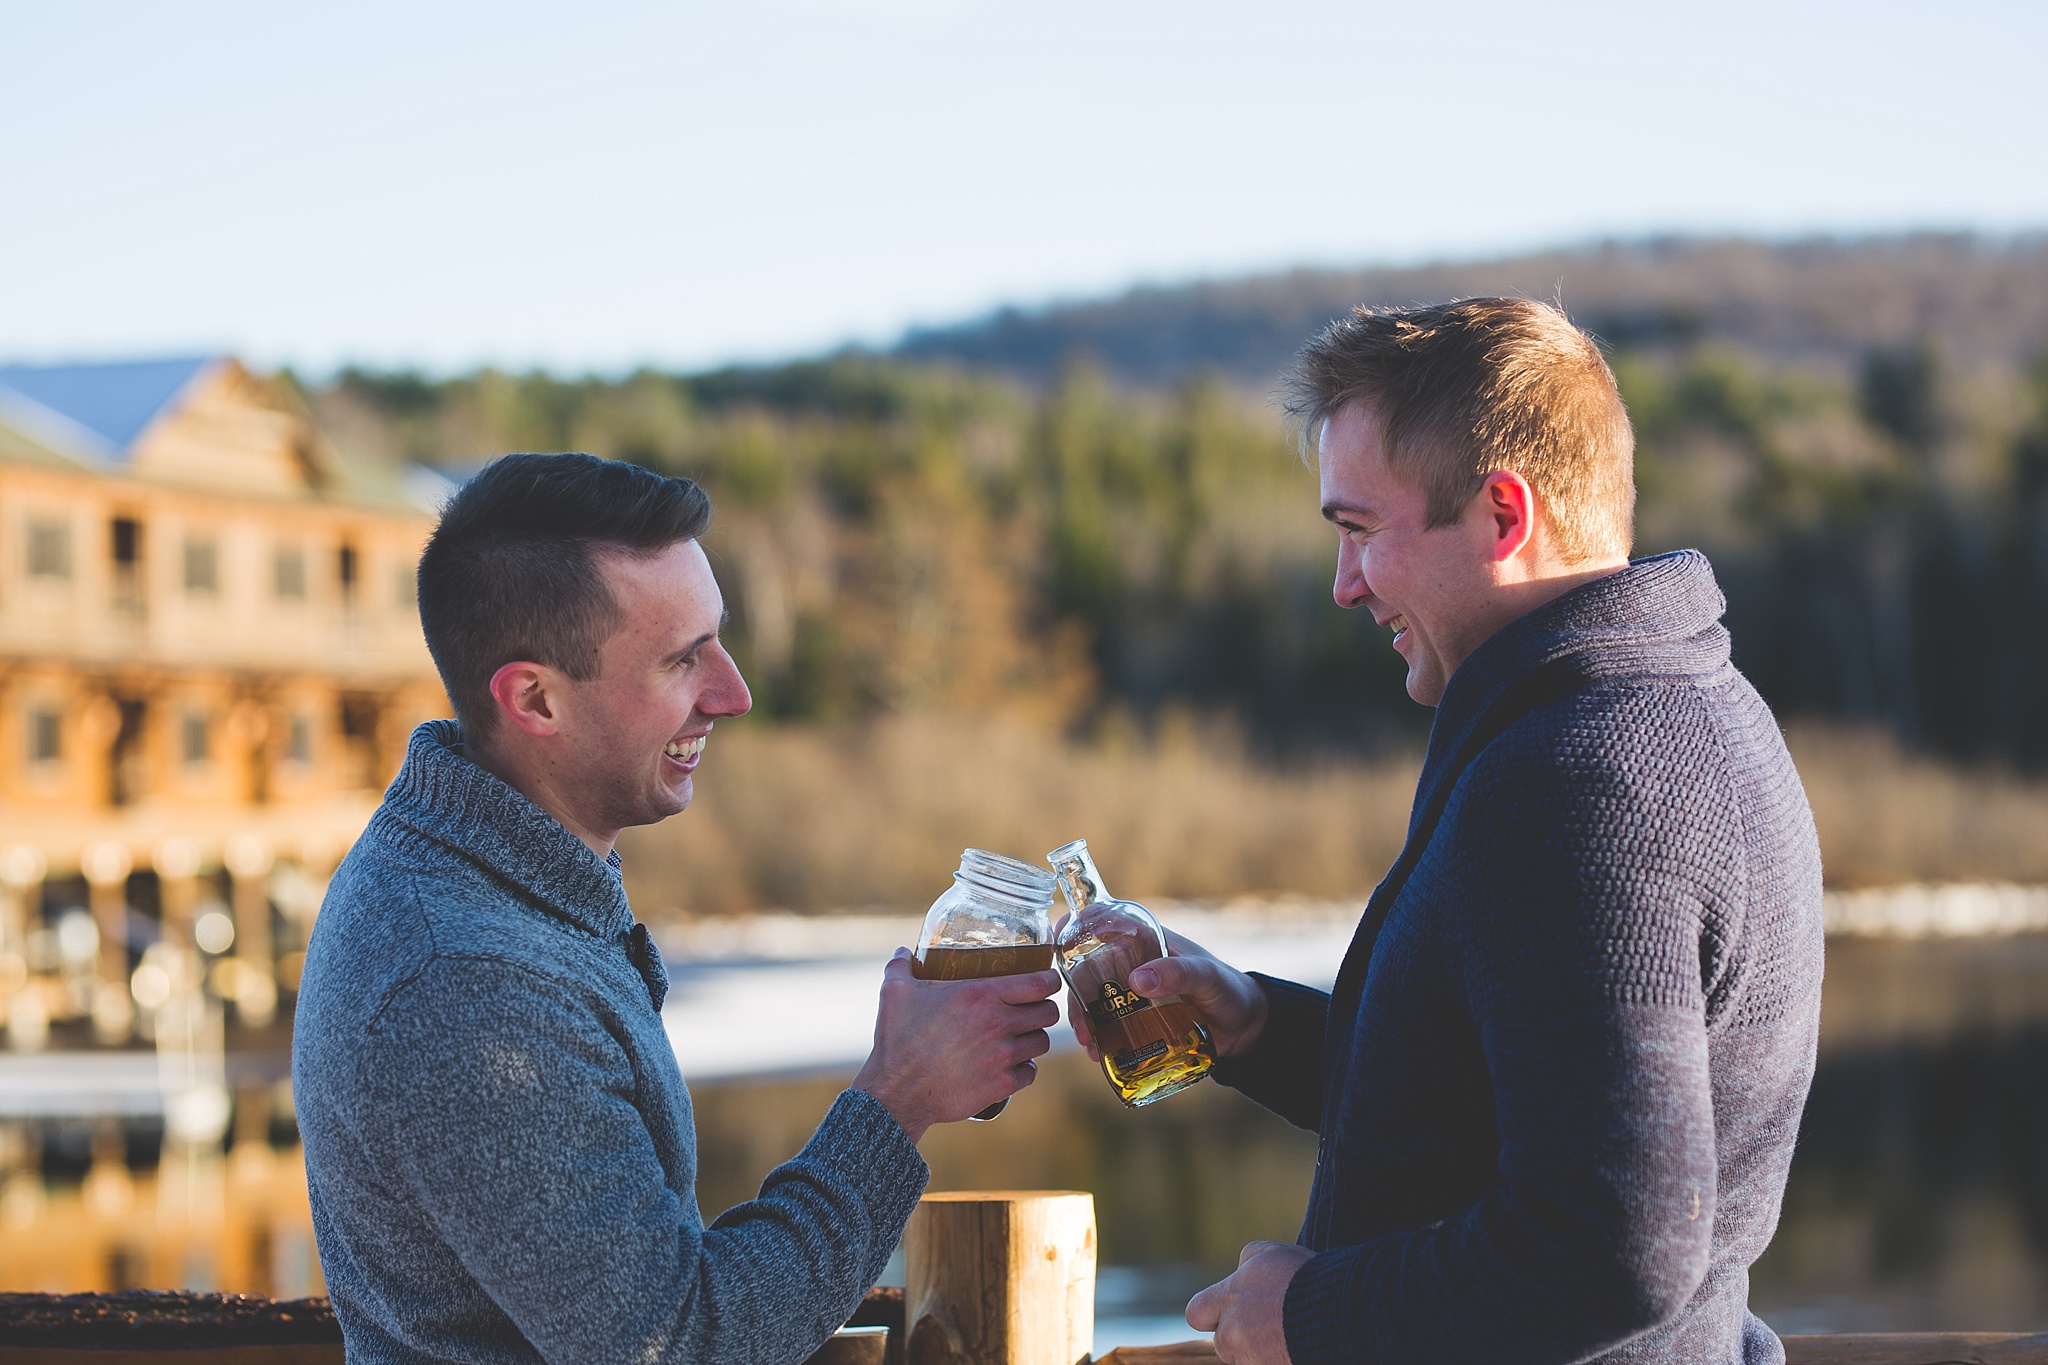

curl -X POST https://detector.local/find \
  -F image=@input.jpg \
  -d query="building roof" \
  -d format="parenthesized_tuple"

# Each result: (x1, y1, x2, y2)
(0, 357, 218, 460)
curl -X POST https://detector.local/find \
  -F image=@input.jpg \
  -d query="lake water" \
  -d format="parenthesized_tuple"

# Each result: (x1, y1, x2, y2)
(4, 909, 2047, 1346)
(680, 919, 2048, 1341)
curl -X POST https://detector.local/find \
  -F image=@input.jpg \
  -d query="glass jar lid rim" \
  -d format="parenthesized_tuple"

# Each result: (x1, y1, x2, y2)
(958, 847, 1055, 888)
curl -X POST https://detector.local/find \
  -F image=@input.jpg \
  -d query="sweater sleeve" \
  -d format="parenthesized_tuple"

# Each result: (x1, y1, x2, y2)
(1282, 729, 1721, 1365)
(357, 955, 928, 1365)
(1209, 972, 1331, 1132)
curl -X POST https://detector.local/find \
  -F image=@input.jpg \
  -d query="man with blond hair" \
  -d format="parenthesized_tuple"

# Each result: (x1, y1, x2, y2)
(1082, 299, 1823, 1364)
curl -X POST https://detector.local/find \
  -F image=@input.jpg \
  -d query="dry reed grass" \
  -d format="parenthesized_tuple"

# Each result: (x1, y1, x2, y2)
(617, 713, 1418, 917)
(1786, 725, 2048, 888)
(616, 716, 2048, 917)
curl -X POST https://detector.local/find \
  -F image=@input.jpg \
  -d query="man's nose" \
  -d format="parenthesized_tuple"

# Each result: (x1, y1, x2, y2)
(706, 646, 753, 719)
(1332, 538, 1369, 610)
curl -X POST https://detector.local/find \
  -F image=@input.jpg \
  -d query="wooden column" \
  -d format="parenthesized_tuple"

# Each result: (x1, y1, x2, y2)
(226, 835, 277, 1027)
(904, 1191, 1095, 1365)
(154, 838, 204, 949)
(0, 844, 45, 965)
(81, 841, 132, 989)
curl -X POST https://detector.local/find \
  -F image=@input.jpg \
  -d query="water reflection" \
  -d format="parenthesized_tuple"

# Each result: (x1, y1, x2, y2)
(1746, 933, 2048, 1331)
(695, 933, 2048, 1337)
(0, 1124, 320, 1297)
(2, 932, 2045, 1338)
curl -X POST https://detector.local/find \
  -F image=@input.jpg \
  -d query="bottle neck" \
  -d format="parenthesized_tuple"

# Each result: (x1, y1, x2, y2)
(1047, 839, 1109, 916)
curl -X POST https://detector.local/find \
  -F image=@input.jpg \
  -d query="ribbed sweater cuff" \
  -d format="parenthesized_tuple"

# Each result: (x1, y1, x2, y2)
(818, 1088, 931, 1229)
(1283, 1244, 1365, 1365)
(1209, 973, 1329, 1126)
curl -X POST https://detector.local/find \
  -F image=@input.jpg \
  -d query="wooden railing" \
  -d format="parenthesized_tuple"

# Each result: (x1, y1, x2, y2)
(902, 1193, 2048, 1365)
(2, 1192, 2044, 1363)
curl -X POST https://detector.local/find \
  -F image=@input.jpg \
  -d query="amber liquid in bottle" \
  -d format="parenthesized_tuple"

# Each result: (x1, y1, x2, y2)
(1048, 840, 1214, 1107)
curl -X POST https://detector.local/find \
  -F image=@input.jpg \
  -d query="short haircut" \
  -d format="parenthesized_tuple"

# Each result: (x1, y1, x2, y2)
(417, 453, 713, 739)
(1282, 298, 1635, 563)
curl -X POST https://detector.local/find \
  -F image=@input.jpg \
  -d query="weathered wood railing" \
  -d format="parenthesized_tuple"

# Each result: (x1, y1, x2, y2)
(1093, 1337, 2048, 1365)
(903, 1193, 2048, 1365)
(2, 1191, 2043, 1363)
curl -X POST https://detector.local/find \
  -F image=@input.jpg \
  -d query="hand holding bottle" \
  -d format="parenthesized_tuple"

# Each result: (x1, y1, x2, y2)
(1048, 840, 1218, 1106)
(1065, 926, 1271, 1064)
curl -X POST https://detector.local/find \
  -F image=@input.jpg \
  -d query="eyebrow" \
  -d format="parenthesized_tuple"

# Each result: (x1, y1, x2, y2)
(1322, 503, 1370, 524)
(666, 617, 724, 666)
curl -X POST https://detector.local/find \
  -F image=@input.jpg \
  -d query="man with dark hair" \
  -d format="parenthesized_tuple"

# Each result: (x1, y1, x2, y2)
(1081, 301, 1824, 1364)
(294, 453, 1061, 1365)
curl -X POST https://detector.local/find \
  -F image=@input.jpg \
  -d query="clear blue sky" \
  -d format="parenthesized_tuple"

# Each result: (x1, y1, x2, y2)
(3, 0, 2043, 375)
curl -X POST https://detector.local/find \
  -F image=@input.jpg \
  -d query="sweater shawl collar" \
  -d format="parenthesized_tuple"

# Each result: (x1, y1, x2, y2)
(378, 719, 634, 942)
(1410, 549, 1732, 840)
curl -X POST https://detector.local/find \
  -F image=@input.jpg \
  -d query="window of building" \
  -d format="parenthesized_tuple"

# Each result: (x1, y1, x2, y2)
(111, 517, 141, 566)
(275, 546, 307, 600)
(27, 519, 70, 579)
(287, 714, 312, 765)
(28, 707, 61, 764)
(183, 538, 219, 594)
(181, 712, 210, 765)
(338, 543, 359, 601)
(109, 516, 146, 614)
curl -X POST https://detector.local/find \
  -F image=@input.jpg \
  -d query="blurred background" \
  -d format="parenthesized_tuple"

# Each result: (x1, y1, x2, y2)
(3, 0, 2047, 1346)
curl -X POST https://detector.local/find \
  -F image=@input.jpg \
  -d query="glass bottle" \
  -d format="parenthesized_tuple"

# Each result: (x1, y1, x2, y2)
(1047, 839, 1214, 1107)
(912, 848, 1058, 1120)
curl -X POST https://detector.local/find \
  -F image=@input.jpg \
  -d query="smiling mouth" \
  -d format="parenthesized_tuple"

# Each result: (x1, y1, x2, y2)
(664, 735, 707, 763)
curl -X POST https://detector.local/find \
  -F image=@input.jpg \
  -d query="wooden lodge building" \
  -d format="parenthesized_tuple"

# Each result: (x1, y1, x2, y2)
(0, 357, 449, 1046)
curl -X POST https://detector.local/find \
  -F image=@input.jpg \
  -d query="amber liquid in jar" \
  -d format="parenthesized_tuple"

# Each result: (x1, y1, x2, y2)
(912, 943, 1057, 980)
(912, 850, 1059, 1120)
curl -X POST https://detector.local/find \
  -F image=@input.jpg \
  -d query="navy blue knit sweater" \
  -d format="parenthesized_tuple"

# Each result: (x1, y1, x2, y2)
(1215, 551, 1824, 1365)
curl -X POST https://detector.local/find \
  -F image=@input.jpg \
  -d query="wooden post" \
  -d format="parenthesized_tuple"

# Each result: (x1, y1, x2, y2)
(904, 1191, 1096, 1365)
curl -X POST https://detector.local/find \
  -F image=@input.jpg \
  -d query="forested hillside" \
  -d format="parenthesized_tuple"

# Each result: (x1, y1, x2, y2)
(893, 234, 2048, 387)
(308, 233, 2048, 780)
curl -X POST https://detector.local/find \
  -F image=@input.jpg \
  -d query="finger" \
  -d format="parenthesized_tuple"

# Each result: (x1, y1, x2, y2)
(992, 968, 1063, 1004)
(1185, 1282, 1225, 1333)
(882, 950, 916, 983)
(1009, 1057, 1039, 1091)
(1065, 990, 1093, 1043)
(1010, 1000, 1061, 1034)
(1238, 1240, 1282, 1267)
(1063, 991, 1100, 1061)
(1162, 927, 1215, 960)
(1012, 1028, 1051, 1063)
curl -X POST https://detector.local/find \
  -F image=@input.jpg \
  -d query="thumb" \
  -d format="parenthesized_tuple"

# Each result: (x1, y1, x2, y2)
(1129, 955, 1200, 998)
(883, 948, 916, 982)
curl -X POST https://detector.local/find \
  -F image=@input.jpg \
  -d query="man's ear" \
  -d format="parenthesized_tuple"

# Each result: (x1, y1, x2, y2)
(487, 661, 563, 739)
(1477, 470, 1537, 563)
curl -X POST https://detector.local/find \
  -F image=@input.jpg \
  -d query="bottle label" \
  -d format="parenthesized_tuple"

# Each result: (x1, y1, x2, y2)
(1086, 979, 1154, 1023)
(1111, 1038, 1171, 1071)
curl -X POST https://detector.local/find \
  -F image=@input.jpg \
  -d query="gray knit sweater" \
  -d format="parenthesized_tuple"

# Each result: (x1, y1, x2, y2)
(293, 721, 929, 1365)
(1214, 551, 1825, 1364)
